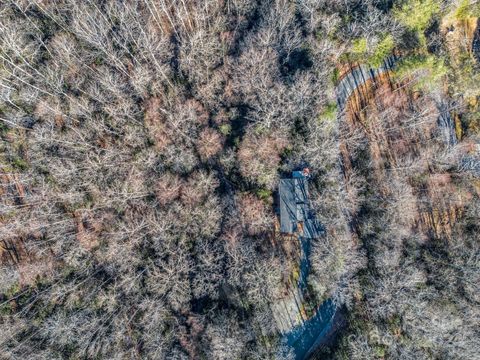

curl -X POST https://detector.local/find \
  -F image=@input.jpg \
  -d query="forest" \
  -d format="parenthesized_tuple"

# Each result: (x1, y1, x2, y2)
(0, 0, 479, 359)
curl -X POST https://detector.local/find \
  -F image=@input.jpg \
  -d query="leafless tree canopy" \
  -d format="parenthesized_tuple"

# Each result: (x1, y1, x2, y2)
(0, 0, 479, 359)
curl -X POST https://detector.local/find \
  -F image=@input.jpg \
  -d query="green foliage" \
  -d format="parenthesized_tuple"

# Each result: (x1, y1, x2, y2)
(1, 283, 31, 315)
(233, 136, 240, 147)
(346, 37, 368, 63)
(455, 0, 480, 20)
(0, 120, 9, 136)
(94, 55, 104, 66)
(219, 123, 231, 135)
(0, 285, 19, 315)
(374, 344, 386, 358)
(348, 34, 395, 67)
(253, 124, 268, 135)
(463, 107, 480, 134)
(11, 156, 28, 170)
(5, 282, 20, 297)
(331, 68, 340, 84)
(450, 54, 480, 98)
(0, 302, 12, 315)
(387, 314, 402, 333)
(281, 145, 293, 158)
(34, 301, 56, 323)
(456, 0, 471, 19)
(1, 1, 478, 358)
(368, 34, 395, 67)
(394, 0, 440, 32)
(352, 37, 368, 55)
(394, 54, 447, 90)
(319, 102, 338, 121)
(256, 188, 271, 201)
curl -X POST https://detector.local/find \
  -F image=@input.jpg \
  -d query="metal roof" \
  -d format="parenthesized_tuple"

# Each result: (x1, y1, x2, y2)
(279, 172, 321, 239)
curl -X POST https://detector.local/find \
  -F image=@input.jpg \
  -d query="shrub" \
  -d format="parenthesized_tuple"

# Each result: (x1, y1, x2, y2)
(349, 34, 395, 67)
(352, 37, 368, 55)
(219, 124, 231, 136)
(394, 54, 447, 90)
(368, 34, 395, 67)
(319, 102, 338, 122)
(393, 0, 439, 47)
(393, 0, 440, 33)
(455, 0, 480, 20)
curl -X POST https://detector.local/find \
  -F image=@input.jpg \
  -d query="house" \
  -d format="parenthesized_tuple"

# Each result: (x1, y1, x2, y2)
(279, 169, 321, 239)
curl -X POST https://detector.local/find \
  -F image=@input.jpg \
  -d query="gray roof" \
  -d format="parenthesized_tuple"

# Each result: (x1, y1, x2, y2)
(279, 173, 321, 239)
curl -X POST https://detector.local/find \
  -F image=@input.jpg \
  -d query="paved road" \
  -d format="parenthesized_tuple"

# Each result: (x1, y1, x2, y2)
(280, 54, 462, 359)
(283, 299, 337, 360)
(335, 55, 397, 111)
(335, 55, 457, 147)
